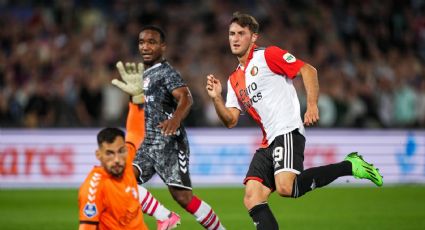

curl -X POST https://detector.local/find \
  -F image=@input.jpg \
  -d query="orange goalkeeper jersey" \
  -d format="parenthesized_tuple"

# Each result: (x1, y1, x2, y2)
(78, 103, 147, 230)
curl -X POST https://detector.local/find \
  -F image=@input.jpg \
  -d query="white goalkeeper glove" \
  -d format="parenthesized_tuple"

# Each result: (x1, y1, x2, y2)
(112, 61, 145, 104)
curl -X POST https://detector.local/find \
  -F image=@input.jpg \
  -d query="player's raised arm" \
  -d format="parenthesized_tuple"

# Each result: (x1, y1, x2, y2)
(112, 61, 145, 151)
(298, 63, 319, 126)
(206, 74, 240, 128)
(125, 103, 145, 149)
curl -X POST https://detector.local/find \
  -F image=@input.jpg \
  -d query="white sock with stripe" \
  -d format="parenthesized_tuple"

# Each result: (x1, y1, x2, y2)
(137, 185, 170, 221)
(185, 196, 225, 230)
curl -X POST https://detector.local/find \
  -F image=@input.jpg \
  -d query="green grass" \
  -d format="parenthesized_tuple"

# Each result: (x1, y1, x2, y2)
(1, 186, 425, 229)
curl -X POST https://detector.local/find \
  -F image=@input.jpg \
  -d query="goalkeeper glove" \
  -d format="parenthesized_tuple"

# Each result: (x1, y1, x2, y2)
(112, 61, 145, 104)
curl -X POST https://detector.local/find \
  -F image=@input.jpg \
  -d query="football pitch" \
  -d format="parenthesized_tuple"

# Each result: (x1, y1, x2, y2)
(0, 186, 424, 230)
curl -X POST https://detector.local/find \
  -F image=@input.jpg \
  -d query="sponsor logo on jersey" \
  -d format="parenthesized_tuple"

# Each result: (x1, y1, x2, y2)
(238, 82, 263, 109)
(143, 77, 150, 90)
(283, 53, 296, 63)
(83, 203, 97, 218)
(118, 208, 139, 226)
(125, 186, 138, 199)
(145, 95, 154, 102)
(250, 66, 259, 76)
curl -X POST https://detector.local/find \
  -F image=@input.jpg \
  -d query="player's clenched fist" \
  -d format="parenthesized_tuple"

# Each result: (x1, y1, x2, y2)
(206, 74, 222, 99)
(303, 105, 319, 126)
(112, 61, 145, 104)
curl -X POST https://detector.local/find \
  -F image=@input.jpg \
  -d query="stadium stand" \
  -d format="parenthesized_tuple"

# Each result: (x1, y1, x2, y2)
(0, 0, 424, 128)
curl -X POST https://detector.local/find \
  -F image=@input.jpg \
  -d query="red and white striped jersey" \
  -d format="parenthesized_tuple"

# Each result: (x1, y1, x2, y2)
(225, 45, 305, 147)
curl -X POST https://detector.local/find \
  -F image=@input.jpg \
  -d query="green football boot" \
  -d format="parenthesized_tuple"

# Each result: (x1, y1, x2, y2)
(345, 152, 383, 187)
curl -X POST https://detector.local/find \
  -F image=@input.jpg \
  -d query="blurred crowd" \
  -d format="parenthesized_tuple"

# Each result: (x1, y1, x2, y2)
(0, 0, 424, 128)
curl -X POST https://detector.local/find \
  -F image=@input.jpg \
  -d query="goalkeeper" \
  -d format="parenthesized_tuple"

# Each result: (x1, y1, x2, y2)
(78, 62, 179, 230)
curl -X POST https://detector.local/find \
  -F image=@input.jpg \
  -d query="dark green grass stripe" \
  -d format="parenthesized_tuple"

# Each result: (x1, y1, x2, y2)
(0, 186, 425, 230)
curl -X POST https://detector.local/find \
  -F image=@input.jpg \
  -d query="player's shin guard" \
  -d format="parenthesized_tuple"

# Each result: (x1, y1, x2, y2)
(291, 161, 352, 198)
(137, 185, 171, 221)
(248, 202, 278, 230)
(185, 195, 225, 230)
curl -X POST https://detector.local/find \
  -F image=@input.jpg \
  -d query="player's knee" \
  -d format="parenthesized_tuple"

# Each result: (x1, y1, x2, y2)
(243, 190, 267, 210)
(172, 193, 191, 207)
(244, 181, 271, 209)
(243, 192, 255, 209)
(276, 183, 293, 197)
(170, 190, 192, 207)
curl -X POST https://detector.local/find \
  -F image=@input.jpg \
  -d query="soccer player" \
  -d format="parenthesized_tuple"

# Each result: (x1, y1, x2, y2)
(205, 12, 384, 230)
(133, 25, 226, 230)
(78, 62, 179, 230)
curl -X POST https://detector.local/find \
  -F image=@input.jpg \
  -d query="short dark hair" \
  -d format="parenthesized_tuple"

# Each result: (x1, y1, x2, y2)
(230, 12, 259, 34)
(141, 25, 166, 43)
(97, 127, 125, 146)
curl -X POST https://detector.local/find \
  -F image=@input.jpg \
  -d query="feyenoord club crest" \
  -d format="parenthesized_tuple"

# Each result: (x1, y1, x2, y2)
(250, 66, 258, 76)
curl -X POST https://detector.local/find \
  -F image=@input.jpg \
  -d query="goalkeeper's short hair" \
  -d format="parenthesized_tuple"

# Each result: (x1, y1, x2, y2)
(97, 127, 125, 146)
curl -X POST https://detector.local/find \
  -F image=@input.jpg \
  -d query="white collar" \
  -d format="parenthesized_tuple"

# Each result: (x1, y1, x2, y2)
(237, 64, 245, 71)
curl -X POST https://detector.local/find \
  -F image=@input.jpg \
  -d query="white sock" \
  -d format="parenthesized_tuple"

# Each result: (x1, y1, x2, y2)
(186, 196, 225, 230)
(137, 185, 171, 221)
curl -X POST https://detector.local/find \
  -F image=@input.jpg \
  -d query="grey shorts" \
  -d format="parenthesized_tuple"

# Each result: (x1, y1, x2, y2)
(133, 140, 192, 190)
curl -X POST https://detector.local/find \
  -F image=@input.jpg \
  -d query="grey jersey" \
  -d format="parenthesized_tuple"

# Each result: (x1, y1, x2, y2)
(141, 61, 189, 148)
(133, 61, 191, 187)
